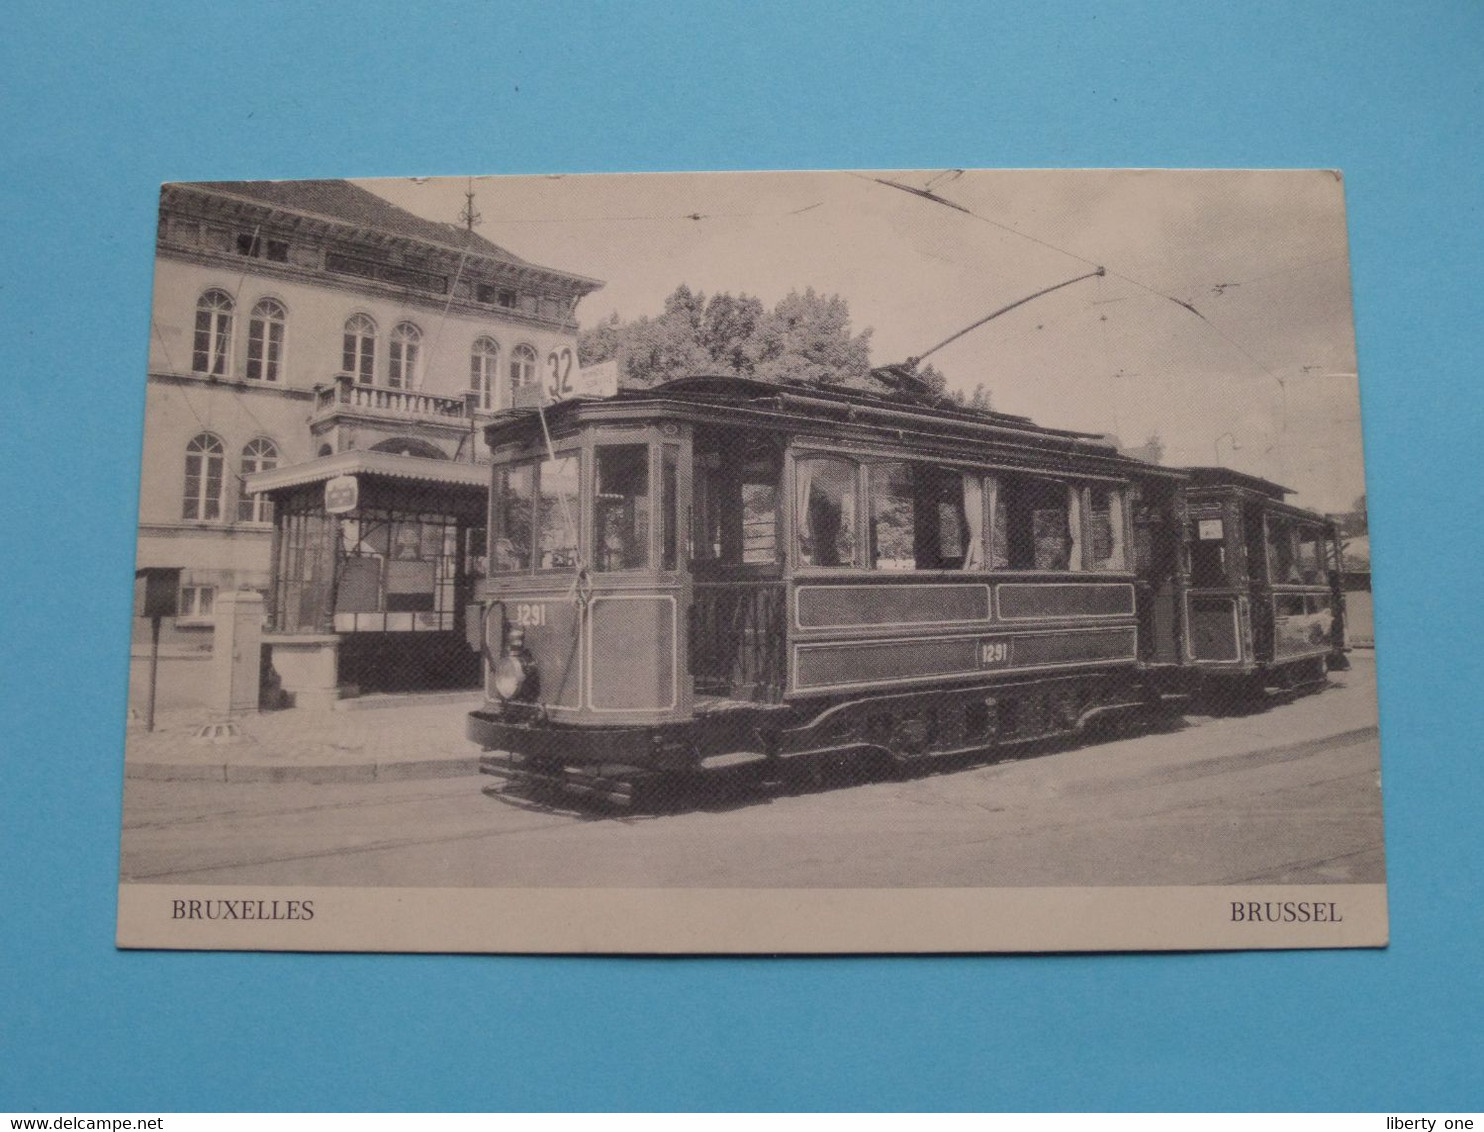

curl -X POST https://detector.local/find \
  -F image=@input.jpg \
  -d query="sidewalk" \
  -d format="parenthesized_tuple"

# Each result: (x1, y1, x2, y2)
(125, 692, 485, 783)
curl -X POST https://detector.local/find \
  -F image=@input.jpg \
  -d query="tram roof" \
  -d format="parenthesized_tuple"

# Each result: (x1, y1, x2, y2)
(485, 373, 1186, 478)
(1183, 465, 1296, 499)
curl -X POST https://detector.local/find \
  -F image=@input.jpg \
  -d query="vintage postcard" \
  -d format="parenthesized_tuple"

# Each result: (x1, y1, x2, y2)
(118, 169, 1386, 952)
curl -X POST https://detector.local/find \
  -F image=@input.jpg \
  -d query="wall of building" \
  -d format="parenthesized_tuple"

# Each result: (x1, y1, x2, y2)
(131, 197, 593, 711)
(148, 255, 580, 411)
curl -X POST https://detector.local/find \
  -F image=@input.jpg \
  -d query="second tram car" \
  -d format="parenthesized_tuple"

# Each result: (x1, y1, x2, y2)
(1182, 466, 1347, 693)
(465, 374, 1345, 803)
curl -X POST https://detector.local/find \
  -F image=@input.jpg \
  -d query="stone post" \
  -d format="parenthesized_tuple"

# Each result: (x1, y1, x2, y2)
(209, 590, 265, 717)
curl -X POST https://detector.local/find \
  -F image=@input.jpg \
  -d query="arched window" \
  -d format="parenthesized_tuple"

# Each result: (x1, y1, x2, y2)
(510, 343, 538, 395)
(183, 433, 226, 521)
(246, 299, 286, 382)
(192, 290, 234, 376)
(470, 337, 501, 410)
(237, 437, 280, 522)
(343, 314, 377, 384)
(389, 321, 422, 389)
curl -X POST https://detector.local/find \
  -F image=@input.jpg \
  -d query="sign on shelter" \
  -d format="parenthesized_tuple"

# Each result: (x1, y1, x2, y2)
(324, 474, 359, 514)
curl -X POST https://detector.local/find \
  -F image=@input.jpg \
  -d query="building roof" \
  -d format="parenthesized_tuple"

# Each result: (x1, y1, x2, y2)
(191, 179, 531, 265)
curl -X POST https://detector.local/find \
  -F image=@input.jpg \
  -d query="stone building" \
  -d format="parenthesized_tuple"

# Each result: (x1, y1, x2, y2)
(132, 179, 602, 710)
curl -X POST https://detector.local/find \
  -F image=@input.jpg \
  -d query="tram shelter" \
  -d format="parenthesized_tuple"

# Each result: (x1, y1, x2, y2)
(247, 450, 488, 708)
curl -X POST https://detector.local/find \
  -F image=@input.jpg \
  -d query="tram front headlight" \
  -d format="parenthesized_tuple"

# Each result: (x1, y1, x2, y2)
(492, 624, 535, 701)
(492, 654, 528, 700)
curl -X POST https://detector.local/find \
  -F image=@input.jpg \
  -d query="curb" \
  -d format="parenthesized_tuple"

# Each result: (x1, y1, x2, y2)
(125, 756, 481, 784)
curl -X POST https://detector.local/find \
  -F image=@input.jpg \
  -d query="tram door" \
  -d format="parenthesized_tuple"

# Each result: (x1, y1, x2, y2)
(688, 431, 787, 702)
(1133, 481, 1183, 664)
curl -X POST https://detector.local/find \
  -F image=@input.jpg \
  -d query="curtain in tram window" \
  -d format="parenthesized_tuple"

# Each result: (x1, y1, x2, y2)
(1067, 485, 1084, 571)
(962, 474, 984, 570)
(987, 476, 1007, 568)
(794, 459, 815, 562)
(1108, 489, 1127, 570)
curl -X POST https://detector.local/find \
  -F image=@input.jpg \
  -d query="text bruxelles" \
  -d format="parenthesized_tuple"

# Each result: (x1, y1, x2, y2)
(171, 898, 314, 921)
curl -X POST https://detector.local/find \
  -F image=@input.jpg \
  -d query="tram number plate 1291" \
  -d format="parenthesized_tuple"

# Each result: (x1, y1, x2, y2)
(980, 640, 1012, 668)
(513, 602, 549, 628)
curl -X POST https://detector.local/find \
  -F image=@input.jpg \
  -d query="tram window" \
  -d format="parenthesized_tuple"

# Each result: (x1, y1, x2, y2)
(1266, 514, 1301, 584)
(1087, 486, 1128, 572)
(593, 444, 650, 571)
(538, 454, 580, 569)
(993, 473, 1074, 571)
(491, 463, 534, 572)
(869, 462, 916, 570)
(661, 445, 679, 572)
(1296, 525, 1325, 584)
(796, 456, 858, 567)
(1189, 518, 1230, 588)
(694, 441, 780, 567)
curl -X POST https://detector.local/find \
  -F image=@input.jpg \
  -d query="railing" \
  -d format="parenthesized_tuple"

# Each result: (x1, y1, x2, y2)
(689, 580, 788, 701)
(312, 374, 475, 423)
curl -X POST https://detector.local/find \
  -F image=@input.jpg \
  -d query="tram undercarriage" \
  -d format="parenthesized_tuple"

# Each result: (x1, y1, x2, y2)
(471, 668, 1182, 808)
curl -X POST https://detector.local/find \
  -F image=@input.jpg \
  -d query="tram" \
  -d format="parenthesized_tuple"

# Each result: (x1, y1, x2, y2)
(464, 374, 1345, 804)
(1181, 466, 1347, 694)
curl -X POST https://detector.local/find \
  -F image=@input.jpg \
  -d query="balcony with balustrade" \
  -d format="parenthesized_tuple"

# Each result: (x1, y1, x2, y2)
(310, 373, 488, 457)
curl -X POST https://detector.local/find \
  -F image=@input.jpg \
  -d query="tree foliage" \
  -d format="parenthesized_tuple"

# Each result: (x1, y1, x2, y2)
(1336, 493, 1367, 538)
(579, 284, 874, 388)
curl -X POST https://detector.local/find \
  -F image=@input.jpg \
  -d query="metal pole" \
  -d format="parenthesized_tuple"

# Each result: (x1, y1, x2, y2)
(907, 267, 1106, 368)
(146, 616, 161, 732)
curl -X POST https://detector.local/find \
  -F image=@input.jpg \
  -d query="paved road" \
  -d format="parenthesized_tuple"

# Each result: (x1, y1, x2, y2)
(119, 657, 1385, 889)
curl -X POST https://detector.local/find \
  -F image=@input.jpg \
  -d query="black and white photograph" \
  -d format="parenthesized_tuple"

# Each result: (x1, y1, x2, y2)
(117, 169, 1386, 953)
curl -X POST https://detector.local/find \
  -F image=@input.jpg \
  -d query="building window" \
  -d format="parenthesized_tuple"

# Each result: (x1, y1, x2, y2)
(246, 298, 286, 382)
(191, 290, 234, 376)
(343, 314, 377, 383)
(470, 336, 501, 410)
(178, 584, 216, 623)
(510, 344, 537, 394)
(183, 432, 226, 521)
(237, 437, 280, 523)
(388, 321, 422, 389)
(237, 232, 290, 262)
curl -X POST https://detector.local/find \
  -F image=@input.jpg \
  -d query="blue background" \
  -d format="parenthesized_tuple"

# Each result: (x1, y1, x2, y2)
(2, 0, 1480, 1112)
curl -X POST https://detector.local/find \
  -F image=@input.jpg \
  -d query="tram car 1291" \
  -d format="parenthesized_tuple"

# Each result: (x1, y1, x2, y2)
(464, 374, 1346, 804)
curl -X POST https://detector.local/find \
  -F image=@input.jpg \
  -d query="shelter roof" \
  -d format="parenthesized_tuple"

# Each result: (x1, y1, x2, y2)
(245, 449, 489, 495)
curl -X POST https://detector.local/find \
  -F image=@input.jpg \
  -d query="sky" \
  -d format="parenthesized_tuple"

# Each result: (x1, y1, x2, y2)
(370, 169, 1365, 514)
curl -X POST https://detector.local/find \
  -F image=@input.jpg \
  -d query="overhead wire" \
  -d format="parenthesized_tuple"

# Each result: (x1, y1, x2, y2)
(855, 171, 1293, 391)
